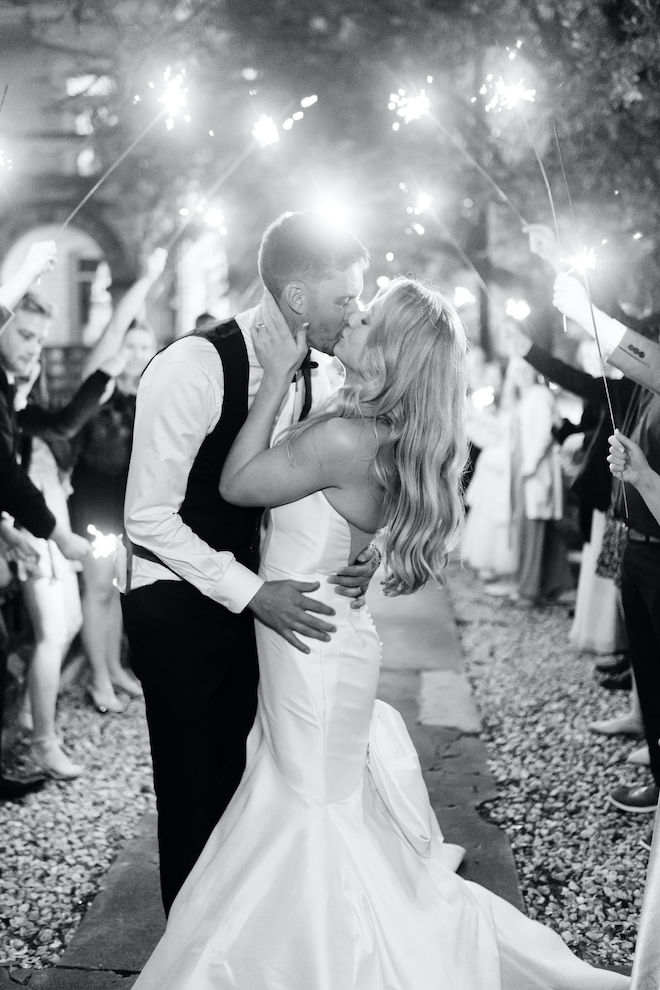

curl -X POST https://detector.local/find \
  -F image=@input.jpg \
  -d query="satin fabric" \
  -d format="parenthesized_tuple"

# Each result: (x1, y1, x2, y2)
(134, 492, 629, 990)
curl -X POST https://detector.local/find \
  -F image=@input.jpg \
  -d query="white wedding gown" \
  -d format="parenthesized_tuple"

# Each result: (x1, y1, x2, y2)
(134, 491, 629, 990)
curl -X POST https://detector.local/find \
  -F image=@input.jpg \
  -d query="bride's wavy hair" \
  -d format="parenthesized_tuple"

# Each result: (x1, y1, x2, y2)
(287, 276, 468, 595)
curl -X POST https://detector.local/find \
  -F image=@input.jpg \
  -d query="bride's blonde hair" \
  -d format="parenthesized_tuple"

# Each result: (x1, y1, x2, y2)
(288, 276, 468, 595)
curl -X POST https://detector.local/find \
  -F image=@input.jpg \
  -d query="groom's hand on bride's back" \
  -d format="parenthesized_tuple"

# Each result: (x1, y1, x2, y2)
(328, 543, 381, 611)
(247, 581, 336, 654)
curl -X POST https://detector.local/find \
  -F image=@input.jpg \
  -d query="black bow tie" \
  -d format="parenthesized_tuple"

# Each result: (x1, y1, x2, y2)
(298, 350, 316, 421)
(301, 349, 318, 371)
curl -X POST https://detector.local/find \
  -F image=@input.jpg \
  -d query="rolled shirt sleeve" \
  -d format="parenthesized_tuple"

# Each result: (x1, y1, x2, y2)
(123, 337, 263, 612)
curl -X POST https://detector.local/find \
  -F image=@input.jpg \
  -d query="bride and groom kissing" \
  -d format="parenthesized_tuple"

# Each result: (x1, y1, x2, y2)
(122, 212, 629, 988)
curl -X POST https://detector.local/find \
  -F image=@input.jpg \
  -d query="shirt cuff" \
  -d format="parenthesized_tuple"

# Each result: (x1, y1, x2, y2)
(593, 311, 627, 360)
(214, 558, 264, 613)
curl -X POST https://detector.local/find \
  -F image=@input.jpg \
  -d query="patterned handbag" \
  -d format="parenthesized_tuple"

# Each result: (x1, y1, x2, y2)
(595, 504, 628, 589)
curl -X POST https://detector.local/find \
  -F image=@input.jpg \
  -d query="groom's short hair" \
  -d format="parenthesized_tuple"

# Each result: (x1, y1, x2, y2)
(258, 211, 369, 299)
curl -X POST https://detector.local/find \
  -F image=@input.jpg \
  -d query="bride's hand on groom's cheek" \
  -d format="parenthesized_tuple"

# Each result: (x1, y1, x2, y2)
(328, 543, 381, 610)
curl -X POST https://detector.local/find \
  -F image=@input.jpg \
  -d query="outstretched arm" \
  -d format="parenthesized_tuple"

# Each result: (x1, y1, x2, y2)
(0, 241, 57, 311)
(553, 274, 660, 397)
(82, 248, 167, 377)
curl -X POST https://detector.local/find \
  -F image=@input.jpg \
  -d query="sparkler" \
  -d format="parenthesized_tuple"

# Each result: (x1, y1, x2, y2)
(164, 94, 319, 254)
(388, 88, 431, 128)
(0, 148, 13, 175)
(505, 298, 531, 321)
(60, 67, 188, 231)
(87, 524, 119, 559)
(552, 122, 627, 515)
(565, 247, 597, 276)
(252, 113, 280, 147)
(480, 75, 536, 115)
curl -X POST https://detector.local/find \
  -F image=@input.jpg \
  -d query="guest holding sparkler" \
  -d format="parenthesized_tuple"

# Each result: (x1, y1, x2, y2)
(69, 248, 167, 714)
(0, 278, 90, 799)
(554, 273, 660, 813)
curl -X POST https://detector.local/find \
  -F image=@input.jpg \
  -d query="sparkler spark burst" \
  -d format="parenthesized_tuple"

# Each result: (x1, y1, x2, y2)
(566, 247, 597, 276)
(157, 66, 188, 130)
(453, 286, 477, 310)
(87, 524, 119, 559)
(471, 386, 495, 411)
(0, 149, 13, 174)
(388, 88, 431, 125)
(252, 114, 279, 146)
(480, 75, 536, 113)
(505, 298, 531, 321)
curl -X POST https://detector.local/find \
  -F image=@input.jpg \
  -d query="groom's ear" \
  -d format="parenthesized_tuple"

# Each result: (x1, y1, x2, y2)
(283, 281, 305, 316)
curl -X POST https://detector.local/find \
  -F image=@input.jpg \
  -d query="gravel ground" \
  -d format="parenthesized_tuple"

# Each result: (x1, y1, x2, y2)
(447, 561, 648, 972)
(0, 687, 155, 968)
(0, 567, 649, 971)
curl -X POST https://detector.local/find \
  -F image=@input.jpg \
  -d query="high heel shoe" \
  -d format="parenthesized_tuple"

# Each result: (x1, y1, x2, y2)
(86, 686, 124, 714)
(30, 736, 83, 780)
(110, 674, 143, 699)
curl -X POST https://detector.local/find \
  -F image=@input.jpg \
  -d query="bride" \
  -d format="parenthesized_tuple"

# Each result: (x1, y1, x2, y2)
(134, 277, 628, 989)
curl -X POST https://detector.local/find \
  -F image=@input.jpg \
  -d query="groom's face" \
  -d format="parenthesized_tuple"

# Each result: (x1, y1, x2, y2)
(302, 262, 364, 355)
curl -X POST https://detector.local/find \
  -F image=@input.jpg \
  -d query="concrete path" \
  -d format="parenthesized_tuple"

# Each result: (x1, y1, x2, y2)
(1, 579, 521, 988)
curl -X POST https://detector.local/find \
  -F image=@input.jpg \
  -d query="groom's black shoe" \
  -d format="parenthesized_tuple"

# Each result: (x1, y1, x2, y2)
(0, 773, 46, 801)
(594, 655, 630, 676)
(599, 670, 632, 691)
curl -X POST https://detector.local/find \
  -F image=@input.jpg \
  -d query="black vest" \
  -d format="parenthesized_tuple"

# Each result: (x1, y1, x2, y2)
(131, 319, 263, 575)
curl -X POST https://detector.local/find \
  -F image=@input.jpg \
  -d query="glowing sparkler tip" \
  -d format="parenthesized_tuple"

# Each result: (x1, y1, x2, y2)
(388, 88, 430, 124)
(453, 286, 477, 310)
(0, 149, 14, 174)
(566, 247, 597, 275)
(482, 76, 536, 113)
(505, 298, 531, 321)
(416, 192, 433, 213)
(87, 524, 119, 559)
(252, 114, 279, 147)
(158, 66, 188, 128)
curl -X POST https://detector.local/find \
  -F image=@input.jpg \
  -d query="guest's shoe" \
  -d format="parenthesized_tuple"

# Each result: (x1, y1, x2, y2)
(588, 714, 643, 737)
(29, 737, 83, 780)
(484, 581, 518, 598)
(627, 744, 650, 767)
(594, 655, 630, 675)
(599, 671, 632, 691)
(86, 686, 124, 714)
(609, 781, 659, 813)
(0, 773, 46, 801)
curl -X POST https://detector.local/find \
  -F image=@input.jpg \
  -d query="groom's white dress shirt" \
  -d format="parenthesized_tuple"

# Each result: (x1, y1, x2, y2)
(119, 304, 338, 612)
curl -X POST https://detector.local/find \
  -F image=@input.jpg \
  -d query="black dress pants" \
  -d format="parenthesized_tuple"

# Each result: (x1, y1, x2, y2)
(121, 580, 259, 914)
(0, 609, 9, 769)
(620, 541, 660, 788)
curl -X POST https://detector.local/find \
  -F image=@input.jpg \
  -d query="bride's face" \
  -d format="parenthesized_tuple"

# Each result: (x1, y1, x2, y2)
(334, 300, 379, 371)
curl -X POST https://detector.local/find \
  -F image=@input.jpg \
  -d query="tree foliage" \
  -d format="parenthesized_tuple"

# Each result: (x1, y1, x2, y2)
(19, 0, 660, 313)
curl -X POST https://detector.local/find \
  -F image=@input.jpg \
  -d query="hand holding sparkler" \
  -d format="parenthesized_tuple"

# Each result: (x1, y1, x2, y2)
(552, 273, 592, 328)
(608, 430, 660, 528)
(608, 430, 648, 488)
(526, 222, 562, 274)
(23, 240, 58, 282)
(145, 246, 168, 282)
(51, 524, 90, 562)
(0, 240, 57, 310)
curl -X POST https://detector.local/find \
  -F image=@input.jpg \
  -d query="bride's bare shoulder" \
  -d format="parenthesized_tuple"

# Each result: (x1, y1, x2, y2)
(304, 416, 383, 460)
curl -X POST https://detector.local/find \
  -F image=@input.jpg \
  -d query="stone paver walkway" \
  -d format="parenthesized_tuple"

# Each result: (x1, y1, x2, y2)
(1, 579, 521, 988)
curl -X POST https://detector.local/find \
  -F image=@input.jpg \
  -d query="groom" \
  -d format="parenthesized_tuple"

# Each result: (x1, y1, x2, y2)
(121, 212, 378, 912)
